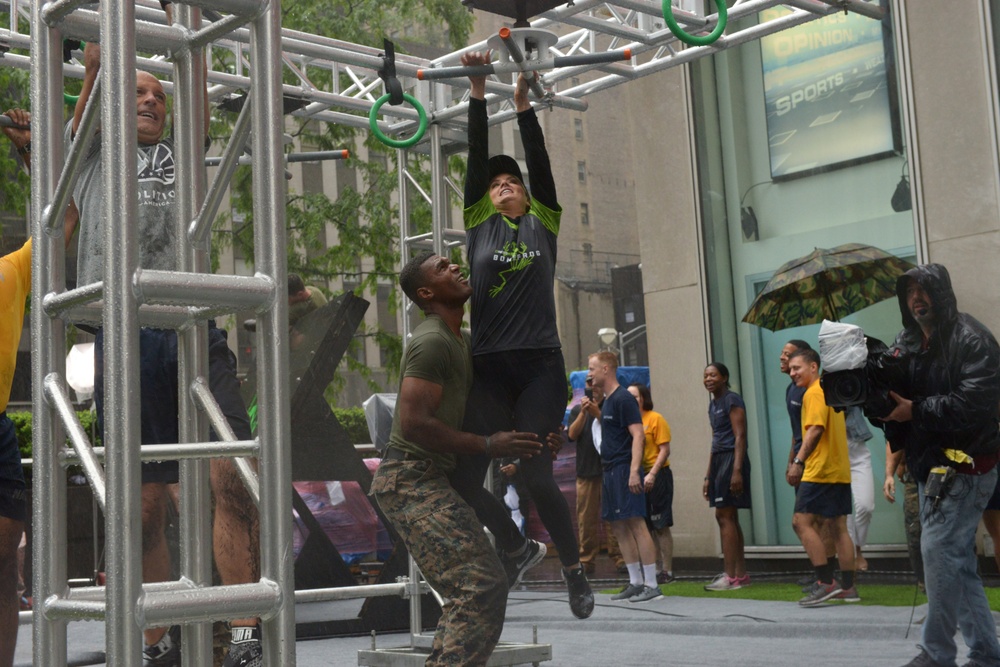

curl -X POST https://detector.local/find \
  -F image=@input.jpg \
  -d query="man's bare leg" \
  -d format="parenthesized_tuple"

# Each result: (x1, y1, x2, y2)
(793, 512, 826, 567)
(624, 517, 657, 567)
(657, 526, 674, 574)
(610, 519, 639, 564)
(0, 516, 23, 667)
(141, 483, 172, 647)
(211, 458, 260, 627)
(832, 515, 856, 572)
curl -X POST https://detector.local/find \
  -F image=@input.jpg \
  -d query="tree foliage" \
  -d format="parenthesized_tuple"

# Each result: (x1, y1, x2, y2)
(282, 0, 474, 53)
(214, 0, 472, 400)
(0, 65, 31, 233)
(0, 3, 474, 402)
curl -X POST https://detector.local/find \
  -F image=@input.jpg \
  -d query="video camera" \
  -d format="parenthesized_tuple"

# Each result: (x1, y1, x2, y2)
(817, 321, 908, 421)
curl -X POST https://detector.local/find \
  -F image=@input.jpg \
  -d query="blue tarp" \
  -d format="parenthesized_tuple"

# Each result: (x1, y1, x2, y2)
(564, 366, 650, 424)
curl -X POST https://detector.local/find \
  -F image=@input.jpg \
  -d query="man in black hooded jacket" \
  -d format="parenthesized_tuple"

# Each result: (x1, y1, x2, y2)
(885, 264, 1000, 667)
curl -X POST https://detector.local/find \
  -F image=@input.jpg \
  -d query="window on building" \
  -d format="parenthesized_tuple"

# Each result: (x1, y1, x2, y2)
(512, 127, 526, 160)
(377, 284, 399, 368)
(231, 209, 247, 262)
(488, 125, 504, 158)
(574, 118, 584, 141)
(335, 158, 357, 198)
(580, 202, 589, 226)
(301, 160, 324, 196)
(342, 281, 366, 365)
(577, 161, 587, 183)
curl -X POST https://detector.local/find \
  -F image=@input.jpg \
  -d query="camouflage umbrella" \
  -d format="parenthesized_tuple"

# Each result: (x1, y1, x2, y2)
(741, 243, 915, 331)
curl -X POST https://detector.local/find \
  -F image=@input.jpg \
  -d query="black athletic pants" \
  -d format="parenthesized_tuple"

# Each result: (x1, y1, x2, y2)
(450, 348, 580, 568)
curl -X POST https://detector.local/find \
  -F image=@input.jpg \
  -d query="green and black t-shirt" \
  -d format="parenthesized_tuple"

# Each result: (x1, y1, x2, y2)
(464, 98, 562, 355)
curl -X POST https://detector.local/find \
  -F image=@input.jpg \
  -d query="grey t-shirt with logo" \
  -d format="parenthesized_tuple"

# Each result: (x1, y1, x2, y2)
(70, 123, 178, 286)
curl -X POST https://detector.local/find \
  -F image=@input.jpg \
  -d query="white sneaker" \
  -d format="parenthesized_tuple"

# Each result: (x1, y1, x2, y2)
(627, 585, 663, 604)
(704, 573, 739, 591)
(610, 583, 645, 601)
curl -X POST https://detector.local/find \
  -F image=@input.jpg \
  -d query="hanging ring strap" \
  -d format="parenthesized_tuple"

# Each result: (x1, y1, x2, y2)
(662, 0, 728, 46)
(368, 93, 428, 149)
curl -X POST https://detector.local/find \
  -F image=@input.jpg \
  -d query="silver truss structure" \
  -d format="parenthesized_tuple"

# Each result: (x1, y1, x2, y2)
(14, 0, 883, 665)
(3, 0, 884, 145)
(29, 0, 294, 664)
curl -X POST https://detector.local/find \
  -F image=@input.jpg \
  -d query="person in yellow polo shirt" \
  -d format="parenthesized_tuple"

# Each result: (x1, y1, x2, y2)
(0, 237, 30, 667)
(786, 348, 858, 606)
(627, 383, 674, 585)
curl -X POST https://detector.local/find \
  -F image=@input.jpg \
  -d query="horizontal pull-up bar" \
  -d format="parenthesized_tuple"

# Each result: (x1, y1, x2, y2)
(60, 441, 260, 466)
(0, 115, 27, 130)
(138, 579, 283, 627)
(46, 9, 186, 55)
(203, 149, 349, 167)
(417, 49, 632, 81)
(499, 27, 547, 99)
(134, 270, 276, 312)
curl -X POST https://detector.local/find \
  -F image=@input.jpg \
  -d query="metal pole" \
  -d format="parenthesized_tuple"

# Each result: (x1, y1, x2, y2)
(173, 4, 215, 664)
(397, 148, 417, 342)
(250, 0, 295, 661)
(498, 28, 548, 99)
(429, 124, 447, 257)
(30, 0, 69, 663)
(101, 0, 144, 662)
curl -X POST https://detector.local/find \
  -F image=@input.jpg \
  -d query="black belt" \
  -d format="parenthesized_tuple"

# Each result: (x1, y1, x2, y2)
(383, 447, 425, 462)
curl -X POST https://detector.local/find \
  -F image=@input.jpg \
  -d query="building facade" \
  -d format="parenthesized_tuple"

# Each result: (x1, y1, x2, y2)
(640, 0, 1000, 559)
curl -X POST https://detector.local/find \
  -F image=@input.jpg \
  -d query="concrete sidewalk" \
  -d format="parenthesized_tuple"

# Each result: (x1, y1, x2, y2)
(15, 587, 965, 667)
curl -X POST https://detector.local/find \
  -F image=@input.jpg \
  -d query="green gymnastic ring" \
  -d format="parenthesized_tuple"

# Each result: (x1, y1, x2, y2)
(64, 40, 84, 106)
(368, 92, 428, 149)
(662, 0, 727, 46)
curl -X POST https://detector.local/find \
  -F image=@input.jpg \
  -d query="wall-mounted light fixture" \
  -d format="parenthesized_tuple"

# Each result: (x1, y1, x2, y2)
(739, 181, 771, 242)
(891, 160, 911, 212)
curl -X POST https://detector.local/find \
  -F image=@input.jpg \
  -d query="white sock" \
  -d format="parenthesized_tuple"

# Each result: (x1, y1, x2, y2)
(642, 564, 657, 587)
(626, 562, 642, 586)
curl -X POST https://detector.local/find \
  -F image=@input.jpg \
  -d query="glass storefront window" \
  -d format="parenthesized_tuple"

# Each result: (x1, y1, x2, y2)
(691, 8, 915, 547)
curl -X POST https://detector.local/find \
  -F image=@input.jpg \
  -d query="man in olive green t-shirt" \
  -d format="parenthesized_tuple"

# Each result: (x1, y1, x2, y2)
(371, 251, 541, 666)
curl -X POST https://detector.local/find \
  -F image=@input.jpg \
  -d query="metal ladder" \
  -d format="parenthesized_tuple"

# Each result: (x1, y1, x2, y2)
(29, 0, 294, 664)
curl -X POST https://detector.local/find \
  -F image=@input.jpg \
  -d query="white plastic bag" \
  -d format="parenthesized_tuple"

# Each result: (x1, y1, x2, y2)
(818, 320, 867, 371)
(362, 393, 396, 452)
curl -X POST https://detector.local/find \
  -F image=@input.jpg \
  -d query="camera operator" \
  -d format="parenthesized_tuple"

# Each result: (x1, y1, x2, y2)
(885, 264, 1000, 667)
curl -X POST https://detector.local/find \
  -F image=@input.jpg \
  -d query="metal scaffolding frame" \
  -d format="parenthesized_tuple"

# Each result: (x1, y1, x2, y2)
(3, 1, 884, 145)
(14, 0, 885, 664)
(29, 0, 294, 664)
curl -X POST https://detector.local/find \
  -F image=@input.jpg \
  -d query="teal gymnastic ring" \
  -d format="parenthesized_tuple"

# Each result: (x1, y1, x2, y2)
(662, 0, 727, 46)
(368, 92, 428, 149)
(64, 40, 84, 106)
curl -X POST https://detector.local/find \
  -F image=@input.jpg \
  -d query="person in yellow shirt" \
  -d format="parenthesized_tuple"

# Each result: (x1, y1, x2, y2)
(0, 237, 30, 667)
(786, 348, 857, 606)
(627, 383, 674, 584)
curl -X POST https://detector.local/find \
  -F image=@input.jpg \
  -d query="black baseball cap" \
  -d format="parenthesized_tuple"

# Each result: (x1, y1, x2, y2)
(488, 154, 524, 186)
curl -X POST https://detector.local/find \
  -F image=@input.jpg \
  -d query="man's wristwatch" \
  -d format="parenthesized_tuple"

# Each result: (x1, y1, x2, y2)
(791, 457, 804, 467)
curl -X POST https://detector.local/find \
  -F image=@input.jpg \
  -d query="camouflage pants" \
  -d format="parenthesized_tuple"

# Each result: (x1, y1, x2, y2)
(372, 459, 507, 667)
